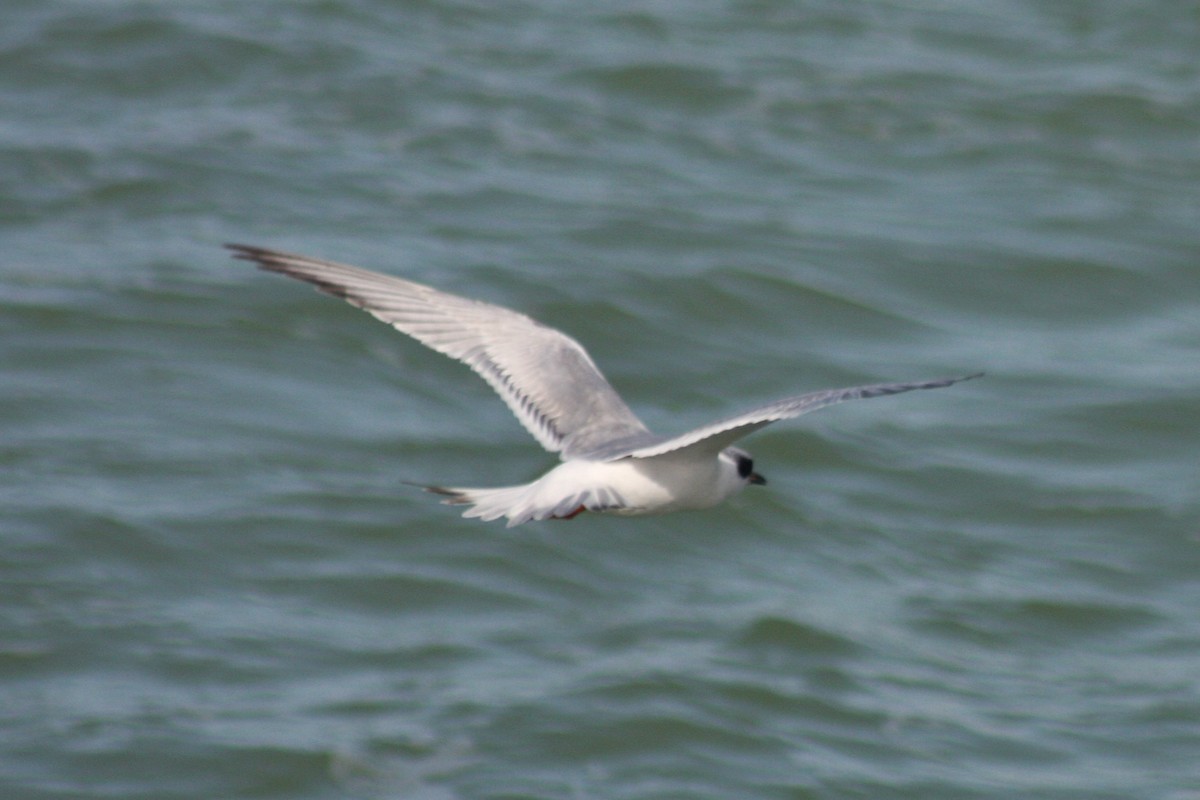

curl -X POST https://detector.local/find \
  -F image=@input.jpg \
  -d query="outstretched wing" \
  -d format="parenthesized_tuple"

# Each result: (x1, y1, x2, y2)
(614, 374, 982, 461)
(229, 244, 651, 458)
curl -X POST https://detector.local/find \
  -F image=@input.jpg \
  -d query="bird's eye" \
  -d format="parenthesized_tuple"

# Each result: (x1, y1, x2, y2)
(736, 455, 754, 479)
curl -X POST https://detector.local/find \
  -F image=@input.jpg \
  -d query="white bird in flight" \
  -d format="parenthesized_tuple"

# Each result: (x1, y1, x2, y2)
(229, 244, 978, 527)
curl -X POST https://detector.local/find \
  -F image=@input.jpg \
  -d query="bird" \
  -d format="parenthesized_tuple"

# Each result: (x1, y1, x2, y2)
(228, 244, 979, 527)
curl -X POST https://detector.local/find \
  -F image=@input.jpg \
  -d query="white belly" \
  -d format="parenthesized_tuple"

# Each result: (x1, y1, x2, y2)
(537, 454, 745, 517)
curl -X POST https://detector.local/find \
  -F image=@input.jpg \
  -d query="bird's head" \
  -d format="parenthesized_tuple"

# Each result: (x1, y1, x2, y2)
(724, 446, 767, 487)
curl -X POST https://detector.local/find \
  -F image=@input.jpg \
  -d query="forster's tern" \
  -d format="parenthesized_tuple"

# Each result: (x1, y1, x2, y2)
(229, 244, 978, 527)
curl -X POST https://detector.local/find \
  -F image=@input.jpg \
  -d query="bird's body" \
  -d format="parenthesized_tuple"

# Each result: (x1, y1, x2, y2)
(429, 448, 754, 526)
(229, 244, 978, 527)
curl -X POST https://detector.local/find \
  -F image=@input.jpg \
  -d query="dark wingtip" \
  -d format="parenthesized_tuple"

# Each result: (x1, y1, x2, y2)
(225, 243, 288, 270)
(226, 243, 359, 302)
(929, 372, 985, 389)
(224, 242, 261, 259)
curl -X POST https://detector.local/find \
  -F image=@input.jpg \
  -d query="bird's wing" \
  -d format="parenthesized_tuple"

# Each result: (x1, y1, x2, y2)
(229, 244, 651, 457)
(614, 374, 981, 461)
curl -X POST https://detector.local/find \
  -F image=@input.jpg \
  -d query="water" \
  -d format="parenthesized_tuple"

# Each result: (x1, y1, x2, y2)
(3, 1, 1199, 798)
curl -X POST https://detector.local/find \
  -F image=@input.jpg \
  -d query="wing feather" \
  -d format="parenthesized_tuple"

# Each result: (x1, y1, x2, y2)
(228, 244, 650, 457)
(619, 374, 982, 461)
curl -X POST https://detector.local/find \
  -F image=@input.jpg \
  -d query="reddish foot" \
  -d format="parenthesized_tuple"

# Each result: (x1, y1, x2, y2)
(553, 505, 587, 520)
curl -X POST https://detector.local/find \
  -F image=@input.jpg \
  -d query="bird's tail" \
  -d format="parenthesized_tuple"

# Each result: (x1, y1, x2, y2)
(411, 482, 559, 528)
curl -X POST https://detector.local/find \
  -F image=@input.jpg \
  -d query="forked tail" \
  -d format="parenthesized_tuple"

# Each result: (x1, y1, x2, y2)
(410, 482, 575, 528)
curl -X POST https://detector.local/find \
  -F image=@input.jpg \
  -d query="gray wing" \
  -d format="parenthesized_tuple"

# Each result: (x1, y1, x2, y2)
(228, 244, 651, 458)
(608, 374, 982, 461)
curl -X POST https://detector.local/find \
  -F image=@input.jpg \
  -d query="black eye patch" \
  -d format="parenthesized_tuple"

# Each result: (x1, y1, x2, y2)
(736, 455, 754, 479)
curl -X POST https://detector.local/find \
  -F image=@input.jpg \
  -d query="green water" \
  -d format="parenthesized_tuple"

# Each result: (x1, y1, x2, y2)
(3, 1, 1198, 798)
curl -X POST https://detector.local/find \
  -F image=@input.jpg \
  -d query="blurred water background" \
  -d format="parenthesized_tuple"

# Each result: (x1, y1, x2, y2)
(3, 1, 1199, 798)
